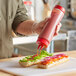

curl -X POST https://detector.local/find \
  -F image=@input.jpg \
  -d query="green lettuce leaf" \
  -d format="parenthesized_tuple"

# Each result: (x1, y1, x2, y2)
(19, 58, 28, 62)
(19, 50, 53, 62)
(40, 50, 53, 56)
(25, 56, 32, 59)
(33, 50, 53, 60)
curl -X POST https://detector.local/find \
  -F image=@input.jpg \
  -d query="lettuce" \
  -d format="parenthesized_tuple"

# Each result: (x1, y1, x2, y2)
(19, 56, 32, 62)
(40, 50, 53, 56)
(33, 50, 53, 60)
(25, 56, 32, 59)
(33, 55, 43, 60)
(19, 58, 28, 62)
(19, 50, 53, 62)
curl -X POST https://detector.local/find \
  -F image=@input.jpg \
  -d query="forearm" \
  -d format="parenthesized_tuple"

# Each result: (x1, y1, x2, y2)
(16, 20, 36, 35)
(15, 18, 49, 35)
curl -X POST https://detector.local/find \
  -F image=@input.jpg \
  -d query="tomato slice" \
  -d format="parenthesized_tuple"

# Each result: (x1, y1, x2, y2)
(32, 54, 38, 59)
(41, 59, 53, 65)
(54, 54, 68, 59)
(52, 57, 58, 62)
(64, 55, 68, 58)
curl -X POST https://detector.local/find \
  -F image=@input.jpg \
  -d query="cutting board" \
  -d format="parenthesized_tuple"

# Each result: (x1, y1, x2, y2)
(0, 57, 76, 76)
(0, 69, 19, 76)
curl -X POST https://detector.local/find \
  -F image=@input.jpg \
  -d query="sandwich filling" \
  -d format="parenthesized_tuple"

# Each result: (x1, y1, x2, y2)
(19, 50, 53, 63)
(39, 54, 69, 65)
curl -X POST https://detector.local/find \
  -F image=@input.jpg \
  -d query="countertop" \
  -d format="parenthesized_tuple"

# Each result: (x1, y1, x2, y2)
(0, 50, 76, 76)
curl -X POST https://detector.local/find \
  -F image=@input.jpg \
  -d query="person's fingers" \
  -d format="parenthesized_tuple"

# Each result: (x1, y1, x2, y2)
(39, 18, 49, 28)
(35, 18, 48, 34)
(44, 18, 48, 22)
(57, 23, 62, 33)
(54, 23, 62, 36)
(35, 17, 51, 34)
(44, 17, 50, 22)
(56, 23, 62, 27)
(54, 27, 58, 36)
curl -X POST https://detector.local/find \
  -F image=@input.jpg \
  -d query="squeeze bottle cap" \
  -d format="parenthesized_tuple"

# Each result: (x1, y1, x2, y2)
(36, 38, 50, 48)
(54, 5, 65, 13)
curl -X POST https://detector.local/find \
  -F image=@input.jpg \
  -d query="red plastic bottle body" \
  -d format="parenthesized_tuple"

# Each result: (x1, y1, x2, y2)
(36, 5, 65, 49)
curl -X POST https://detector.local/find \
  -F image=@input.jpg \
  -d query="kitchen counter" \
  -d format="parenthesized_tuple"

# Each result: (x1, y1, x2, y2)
(13, 34, 67, 45)
(0, 50, 76, 76)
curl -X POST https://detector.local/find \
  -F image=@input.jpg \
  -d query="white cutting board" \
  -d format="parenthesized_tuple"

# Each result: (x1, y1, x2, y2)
(0, 57, 76, 76)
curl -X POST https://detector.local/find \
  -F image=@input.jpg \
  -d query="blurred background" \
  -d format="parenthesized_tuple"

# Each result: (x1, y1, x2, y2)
(13, 0, 76, 56)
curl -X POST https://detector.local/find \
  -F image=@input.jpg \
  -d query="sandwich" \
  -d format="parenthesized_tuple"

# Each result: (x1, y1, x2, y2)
(38, 53, 69, 69)
(19, 50, 53, 67)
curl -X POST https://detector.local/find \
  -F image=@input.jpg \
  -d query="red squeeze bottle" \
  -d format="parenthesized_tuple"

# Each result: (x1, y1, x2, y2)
(36, 5, 65, 50)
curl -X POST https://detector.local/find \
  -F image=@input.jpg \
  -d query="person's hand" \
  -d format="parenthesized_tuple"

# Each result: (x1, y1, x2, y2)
(32, 18, 48, 34)
(33, 18, 62, 36)
(54, 23, 62, 36)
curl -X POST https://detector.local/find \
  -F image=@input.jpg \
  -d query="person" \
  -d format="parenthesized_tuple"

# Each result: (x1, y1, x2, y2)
(0, 0, 61, 59)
